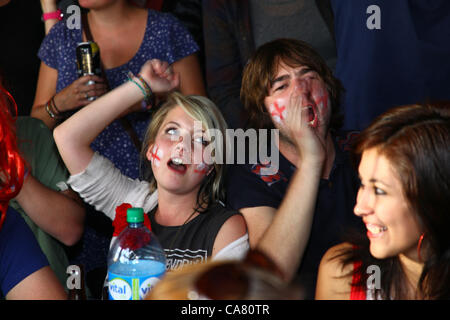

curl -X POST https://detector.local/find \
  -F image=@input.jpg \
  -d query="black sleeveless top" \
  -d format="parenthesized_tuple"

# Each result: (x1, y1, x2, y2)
(148, 202, 239, 270)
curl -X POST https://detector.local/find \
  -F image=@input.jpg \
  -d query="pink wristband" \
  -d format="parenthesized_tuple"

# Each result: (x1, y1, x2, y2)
(42, 9, 62, 21)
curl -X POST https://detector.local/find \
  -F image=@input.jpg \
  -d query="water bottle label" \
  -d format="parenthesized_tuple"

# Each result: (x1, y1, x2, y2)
(108, 271, 164, 300)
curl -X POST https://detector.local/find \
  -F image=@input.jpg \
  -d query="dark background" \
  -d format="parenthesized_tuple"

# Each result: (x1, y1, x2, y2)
(0, 0, 45, 116)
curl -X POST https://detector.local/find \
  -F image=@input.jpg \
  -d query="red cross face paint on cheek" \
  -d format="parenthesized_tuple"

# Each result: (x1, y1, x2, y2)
(268, 99, 288, 125)
(310, 80, 330, 129)
(194, 162, 210, 176)
(150, 145, 164, 168)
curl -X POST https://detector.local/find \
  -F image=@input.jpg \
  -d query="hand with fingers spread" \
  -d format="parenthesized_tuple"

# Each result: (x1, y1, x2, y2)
(53, 75, 108, 113)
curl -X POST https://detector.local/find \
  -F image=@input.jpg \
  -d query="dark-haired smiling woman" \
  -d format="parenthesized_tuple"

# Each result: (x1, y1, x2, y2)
(316, 103, 450, 300)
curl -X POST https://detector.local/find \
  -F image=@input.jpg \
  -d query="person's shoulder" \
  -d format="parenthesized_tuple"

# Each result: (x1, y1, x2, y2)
(147, 8, 178, 24)
(316, 242, 354, 299)
(145, 9, 194, 45)
(204, 202, 243, 226)
(208, 203, 247, 254)
(321, 242, 353, 272)
(47, 19, 77, 39)
(208, 201, 239, 216)
(218, 210, 246, 237)
(40, 19, 79, 58)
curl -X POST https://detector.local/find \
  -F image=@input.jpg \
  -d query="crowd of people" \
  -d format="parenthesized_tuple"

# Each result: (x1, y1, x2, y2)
(0, 0, 449, 300)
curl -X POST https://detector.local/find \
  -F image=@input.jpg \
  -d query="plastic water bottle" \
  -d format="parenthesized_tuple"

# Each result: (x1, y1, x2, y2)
(107, 207, 166, 300)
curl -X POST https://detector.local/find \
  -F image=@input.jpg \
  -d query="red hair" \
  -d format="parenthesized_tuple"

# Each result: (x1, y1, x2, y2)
(0, 83, 25, 231)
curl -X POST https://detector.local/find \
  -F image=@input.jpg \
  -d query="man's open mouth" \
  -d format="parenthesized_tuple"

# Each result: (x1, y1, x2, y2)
(307, 105, 318, 127)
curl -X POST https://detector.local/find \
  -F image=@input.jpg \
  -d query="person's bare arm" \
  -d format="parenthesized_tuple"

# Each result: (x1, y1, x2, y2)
(239, 206, 276, 249)
(14, 175, 85, 246)
(31, 62, 58, 128)
(256, 159, 322, 282)
(239, 161, 322, 282)
(244, 99, 326, 282)
(6, 266, 67, 300)
(40, 0, 59, 34)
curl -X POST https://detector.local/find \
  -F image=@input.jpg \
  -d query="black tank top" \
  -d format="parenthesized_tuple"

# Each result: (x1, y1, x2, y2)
(148, 202, 239, 270)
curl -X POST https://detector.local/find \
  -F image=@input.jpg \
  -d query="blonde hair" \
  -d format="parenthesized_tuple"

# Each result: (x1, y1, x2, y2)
(140, 92, 228, 208)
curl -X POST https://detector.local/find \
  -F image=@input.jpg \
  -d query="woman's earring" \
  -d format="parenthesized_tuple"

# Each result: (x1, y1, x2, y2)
(417, 233, 425, 262)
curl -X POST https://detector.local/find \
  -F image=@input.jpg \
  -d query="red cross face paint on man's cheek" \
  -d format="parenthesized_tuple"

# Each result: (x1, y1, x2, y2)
(268, 98, 288, 125)
(310, 80, 330, 129)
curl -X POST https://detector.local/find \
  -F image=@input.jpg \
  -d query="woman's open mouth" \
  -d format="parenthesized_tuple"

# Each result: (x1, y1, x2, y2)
(167, 158, 187, 174)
